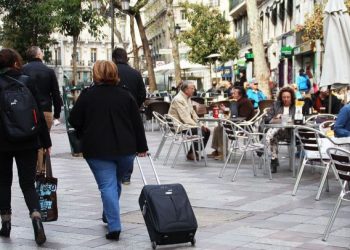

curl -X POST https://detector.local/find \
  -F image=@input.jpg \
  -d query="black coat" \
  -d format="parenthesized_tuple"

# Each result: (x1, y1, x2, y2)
(23, 59, 62, 119)
(68, 84, 148, 158)
(0, 69, 52, 151)
(116, 63, 146, 107)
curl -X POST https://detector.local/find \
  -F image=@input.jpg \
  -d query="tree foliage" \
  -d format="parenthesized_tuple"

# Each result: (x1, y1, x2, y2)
(180, 2, 239, 65)
(302, 1, 350, 42)
(302, 4, 323, 42)
(0, 0, 58, 60)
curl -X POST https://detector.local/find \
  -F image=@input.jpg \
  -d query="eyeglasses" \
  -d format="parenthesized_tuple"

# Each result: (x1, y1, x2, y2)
(253, 83, 258, 85)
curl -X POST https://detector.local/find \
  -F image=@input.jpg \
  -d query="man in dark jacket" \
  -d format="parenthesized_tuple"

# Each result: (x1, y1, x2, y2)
(112, 48, 146, 185)
(112, 48, 146, 107)
(23, 46, 62, 173)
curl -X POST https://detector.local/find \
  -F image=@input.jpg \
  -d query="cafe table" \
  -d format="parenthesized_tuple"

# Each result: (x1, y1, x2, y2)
(198, 116, 246, 161)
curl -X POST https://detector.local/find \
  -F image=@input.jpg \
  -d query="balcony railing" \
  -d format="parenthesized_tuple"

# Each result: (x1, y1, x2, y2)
(229, 0, 244, 11)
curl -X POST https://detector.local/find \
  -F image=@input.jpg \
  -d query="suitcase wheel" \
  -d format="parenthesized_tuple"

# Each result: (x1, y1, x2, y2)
(152, 241, 157, 249)
(191, 237, 196, 246)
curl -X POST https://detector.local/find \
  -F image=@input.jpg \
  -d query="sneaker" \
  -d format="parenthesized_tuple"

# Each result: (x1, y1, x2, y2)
(270, 158, 279, 173)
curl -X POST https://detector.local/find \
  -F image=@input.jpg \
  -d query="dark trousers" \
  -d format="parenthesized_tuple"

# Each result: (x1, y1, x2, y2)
(0, 149, 40, 214)
(188, 127, 211, 153)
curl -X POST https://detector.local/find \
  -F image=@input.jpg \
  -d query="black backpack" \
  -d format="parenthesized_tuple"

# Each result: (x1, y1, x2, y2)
(0, 74, 39, 141)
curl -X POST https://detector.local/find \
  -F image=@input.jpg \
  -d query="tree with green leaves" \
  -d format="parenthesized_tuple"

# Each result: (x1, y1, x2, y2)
(114, 0, 157, 92)
(180, 2, 239, 66)
(0, 0, 58, 60)
(56, 0, 106, 85)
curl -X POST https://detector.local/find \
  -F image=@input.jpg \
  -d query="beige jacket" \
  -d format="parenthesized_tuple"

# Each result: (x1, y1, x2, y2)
(168, 91, 198, 126)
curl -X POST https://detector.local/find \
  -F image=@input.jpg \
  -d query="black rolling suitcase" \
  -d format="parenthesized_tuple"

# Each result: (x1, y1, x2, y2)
(136, 154, 197, 249)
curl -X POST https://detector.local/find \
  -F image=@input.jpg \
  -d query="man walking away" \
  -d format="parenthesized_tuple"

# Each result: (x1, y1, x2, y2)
(23, 46, 62, 174)
(112, 48, 146, 185)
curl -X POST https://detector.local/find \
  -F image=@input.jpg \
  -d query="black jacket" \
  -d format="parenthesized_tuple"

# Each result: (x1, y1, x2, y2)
(0, 69, 52, 151)
(116, 63, 146, 107)
(68, 84, 148, 158)
(23, 59, 62, 118)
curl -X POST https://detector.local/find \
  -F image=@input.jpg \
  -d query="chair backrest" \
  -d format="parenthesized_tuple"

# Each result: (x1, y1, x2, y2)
(258, 100, 274, 113)
(327, 147, 350, 182)
(152, 111, 168, 132)
(164, 114, 184, 135)
(295, 126, 333, 162)
(305, 114, 337, 123)
(222, 119, 248, 141)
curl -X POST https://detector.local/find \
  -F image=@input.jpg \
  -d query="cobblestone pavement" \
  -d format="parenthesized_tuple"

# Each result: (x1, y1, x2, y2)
(1, 124, 349, 249)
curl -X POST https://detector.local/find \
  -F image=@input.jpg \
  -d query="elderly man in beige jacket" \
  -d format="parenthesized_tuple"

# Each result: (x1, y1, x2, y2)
(168, 82, 210, 160)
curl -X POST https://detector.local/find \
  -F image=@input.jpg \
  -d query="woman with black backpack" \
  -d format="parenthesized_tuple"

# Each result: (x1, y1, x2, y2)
(0, 48, 51, 245)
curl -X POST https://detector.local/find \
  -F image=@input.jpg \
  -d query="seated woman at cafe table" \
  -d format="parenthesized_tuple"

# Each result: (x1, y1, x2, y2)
(264, 87, 296, 173)
(334, 103, 350, 137)
(208, 86, 255, 160)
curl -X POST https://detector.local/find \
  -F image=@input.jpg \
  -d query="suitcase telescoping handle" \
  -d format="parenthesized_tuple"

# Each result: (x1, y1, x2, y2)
(136, 153, 161, 185)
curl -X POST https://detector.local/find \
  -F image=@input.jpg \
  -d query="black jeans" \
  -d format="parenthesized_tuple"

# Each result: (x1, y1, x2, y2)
(188, 127, 211, 153)
(0, 149, 40, 214)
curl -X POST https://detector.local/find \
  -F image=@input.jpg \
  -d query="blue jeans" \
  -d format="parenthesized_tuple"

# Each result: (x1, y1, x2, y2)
(86, 154, 135, 232)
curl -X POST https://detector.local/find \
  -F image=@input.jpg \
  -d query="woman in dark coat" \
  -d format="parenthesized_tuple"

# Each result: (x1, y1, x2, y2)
(0, 48, 51, 245)
(69, 60, 148, 241)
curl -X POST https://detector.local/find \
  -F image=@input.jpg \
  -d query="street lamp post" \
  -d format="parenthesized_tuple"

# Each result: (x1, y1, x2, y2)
(110, 0, 130, 54)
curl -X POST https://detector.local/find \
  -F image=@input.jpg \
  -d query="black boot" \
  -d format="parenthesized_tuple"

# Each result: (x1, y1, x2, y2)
(106, 231, 120, 240)
(0, 210, 11, 237)
(31, 211, 46, 245)
(271, 158, 279, 173)
(0, 221, 11, 237)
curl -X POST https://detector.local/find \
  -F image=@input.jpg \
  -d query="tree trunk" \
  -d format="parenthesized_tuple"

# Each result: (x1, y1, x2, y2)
(72, 35, 79, 86)
(135, 12, 157, 92)
(246, 0, 271, 98)
(166, 0, 181, 88)
(130, 15, 140, 71)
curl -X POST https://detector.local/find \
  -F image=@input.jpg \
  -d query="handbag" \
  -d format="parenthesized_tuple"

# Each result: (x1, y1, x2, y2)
(35, 152, 58, 222)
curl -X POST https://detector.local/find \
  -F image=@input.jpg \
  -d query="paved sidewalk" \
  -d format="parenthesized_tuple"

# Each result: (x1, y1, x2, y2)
(1, 124, 349, 249)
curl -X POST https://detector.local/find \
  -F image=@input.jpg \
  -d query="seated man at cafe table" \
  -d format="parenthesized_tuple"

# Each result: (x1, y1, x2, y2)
(334, 103, 350, 137)
(168, 81, 211, 161)
(209, 86, 255, 160)
(264, 87, 296, 173)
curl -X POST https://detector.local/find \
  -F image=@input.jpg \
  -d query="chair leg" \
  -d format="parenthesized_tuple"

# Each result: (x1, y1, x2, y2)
(219, 149, 233, 178)
(164, 139, 175, 165)
(231, 152, 245, 182)
(154, 135, 167, 160)
(171, 144, 182, 168)
(316, 162, 330, 201)
(252, 152, 257, 177)
(322, 194, 343, 241)
(292, 157, 307, 196)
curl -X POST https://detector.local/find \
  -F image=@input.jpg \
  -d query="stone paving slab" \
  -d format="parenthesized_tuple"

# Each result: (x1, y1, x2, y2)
(1, 125, 350, 249)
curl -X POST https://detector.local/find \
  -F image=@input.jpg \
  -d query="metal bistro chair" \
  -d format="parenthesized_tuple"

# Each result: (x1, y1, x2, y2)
(144, 101, 170, 131)
(293, 126, 338, 200)
(152, 111, 173, 160)
(305, 113, 337, 125)
(219, 119, 266, 181)
(163, 114, 207, 168)
(322, 147, 350, 241)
